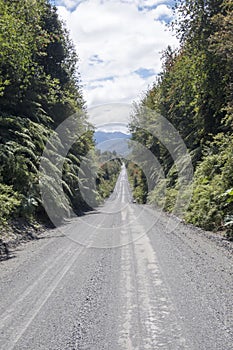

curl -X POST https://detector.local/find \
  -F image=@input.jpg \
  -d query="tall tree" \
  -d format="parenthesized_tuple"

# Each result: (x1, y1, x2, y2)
(130, 0, 233, 235)
(0, 0, 94, 226)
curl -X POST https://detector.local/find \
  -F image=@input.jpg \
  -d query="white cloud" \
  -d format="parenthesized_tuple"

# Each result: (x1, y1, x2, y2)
(115, 0, 170, 7)
(150, 4, 173, 19)
(88, 103, 133, 129)
(56, 0, 178, 125)
(56, 0, 80, 10)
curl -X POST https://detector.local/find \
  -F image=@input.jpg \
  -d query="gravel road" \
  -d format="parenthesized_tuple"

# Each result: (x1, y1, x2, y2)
(0, 165, 232, 349)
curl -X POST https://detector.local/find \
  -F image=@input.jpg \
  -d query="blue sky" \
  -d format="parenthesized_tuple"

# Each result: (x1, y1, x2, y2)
(54, 1, 175, 13)
(52, 0, 178, 125)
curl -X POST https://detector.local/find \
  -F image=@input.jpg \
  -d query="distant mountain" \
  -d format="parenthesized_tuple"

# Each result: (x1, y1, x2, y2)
(95, 131, 131, 143)
(94, 131, 131, 155)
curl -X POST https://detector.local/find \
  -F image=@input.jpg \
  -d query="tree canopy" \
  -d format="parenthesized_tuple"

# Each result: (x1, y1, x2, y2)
(130, 0, 233, 236)
(0, 0, 94, 226)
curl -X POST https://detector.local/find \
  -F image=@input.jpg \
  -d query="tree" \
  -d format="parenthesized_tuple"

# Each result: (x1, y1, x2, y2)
(129, 0, 233, 237)
(0, 0, 94, 227)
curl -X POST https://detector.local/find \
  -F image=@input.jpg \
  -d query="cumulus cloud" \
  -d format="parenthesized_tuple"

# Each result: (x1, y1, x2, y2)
(56, 0, 178, 124)
(55, 0, 78, 10)
(88, 103, 133, 130)
(150, 4, 173, 19)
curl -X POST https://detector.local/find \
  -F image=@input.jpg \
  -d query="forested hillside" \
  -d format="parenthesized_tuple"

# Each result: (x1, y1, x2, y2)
(0, 0, 95, 230)
(130, 0, 233, 238)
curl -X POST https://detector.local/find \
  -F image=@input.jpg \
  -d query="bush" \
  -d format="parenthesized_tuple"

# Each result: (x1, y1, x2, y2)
(126, 162, 148, 203)
(185, 134, 233, 233)
(0, 184, 22, 226)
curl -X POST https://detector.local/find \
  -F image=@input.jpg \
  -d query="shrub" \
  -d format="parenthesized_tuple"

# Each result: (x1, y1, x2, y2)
(185, 134, 233, 233)
(0, 184, 22, 226)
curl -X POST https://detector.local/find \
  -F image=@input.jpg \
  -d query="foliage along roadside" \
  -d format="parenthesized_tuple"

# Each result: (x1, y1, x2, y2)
(126, 161, 148, 204)
(0, 0, 95, 233)
(129, 0, 233, 239)
(96, 151, 122, 202)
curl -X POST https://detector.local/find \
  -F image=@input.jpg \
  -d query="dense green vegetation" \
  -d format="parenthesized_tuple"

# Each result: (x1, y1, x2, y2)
(126, 162, 148, 204)
(0, 0, 95, 229)
(96, 152, 122, 201)
(130, 0, 233, 237)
